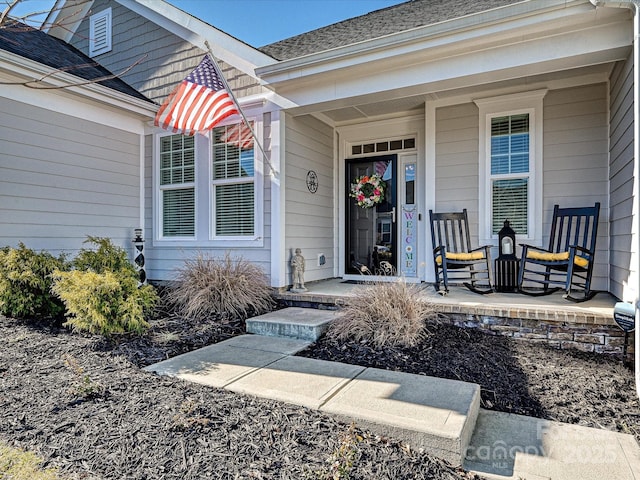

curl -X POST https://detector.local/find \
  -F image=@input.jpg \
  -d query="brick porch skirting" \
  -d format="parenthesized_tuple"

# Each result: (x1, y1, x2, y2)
(438, 309, 632, 357)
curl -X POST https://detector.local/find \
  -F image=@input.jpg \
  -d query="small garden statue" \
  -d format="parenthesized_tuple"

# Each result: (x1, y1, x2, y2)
(291, 248, 307, 292)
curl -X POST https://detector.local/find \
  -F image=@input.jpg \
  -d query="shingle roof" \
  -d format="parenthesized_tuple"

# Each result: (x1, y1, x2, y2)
(0, 20, 150, 102)
(260, 0, 525, 61)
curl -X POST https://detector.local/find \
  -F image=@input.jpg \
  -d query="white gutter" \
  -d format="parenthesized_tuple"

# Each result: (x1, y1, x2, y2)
(590, 0, 640, 402)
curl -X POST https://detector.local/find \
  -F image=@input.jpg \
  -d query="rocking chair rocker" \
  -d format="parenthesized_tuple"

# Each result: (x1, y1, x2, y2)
(517, 202, 600, 302)
(429, 209, 493, 295)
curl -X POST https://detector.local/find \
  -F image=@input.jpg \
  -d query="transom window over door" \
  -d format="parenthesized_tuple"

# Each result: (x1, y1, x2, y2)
(159, 134, 195, 238)
(490, 113, 529, 235)
(212, 122, 255, 237)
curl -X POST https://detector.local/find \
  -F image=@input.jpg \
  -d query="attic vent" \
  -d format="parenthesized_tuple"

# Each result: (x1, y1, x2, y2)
(89, 8, 112, 57)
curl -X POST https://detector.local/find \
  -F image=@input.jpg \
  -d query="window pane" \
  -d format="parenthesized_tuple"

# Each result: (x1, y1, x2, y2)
(215, 183, 254, 236)
(510, 114, 529, 133)
(491, 116, 510, 136)
(160, 135, 194, 186)
(492, 178, 528, 235)
(511, 133, 529, 153)
(405, 163, 415, 205)
(510, 154, 529, 174)
(163, 188, 195, 237)
(491, 136, 509, 155)
(212, 123, 255, 180)
(490, 114, 530, 175)
(240, 149, 254, 177)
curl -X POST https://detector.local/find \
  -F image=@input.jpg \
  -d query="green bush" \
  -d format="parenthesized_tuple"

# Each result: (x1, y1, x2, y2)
(0, 243, 67, 320)
(73, 235, 137, 275)
(328, 280, 435, 348)
(51, 237, 157, 336)
(167, 252, 274, 321)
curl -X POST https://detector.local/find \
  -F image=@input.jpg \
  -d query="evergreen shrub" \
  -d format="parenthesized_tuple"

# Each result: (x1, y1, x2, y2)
(0, 243, 67, 320)
(51, 236, 157, 335)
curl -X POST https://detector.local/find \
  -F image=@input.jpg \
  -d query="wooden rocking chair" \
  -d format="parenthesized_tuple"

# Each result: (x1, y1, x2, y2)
(429, 209, 493, 295)
(517, 202, 600, 302)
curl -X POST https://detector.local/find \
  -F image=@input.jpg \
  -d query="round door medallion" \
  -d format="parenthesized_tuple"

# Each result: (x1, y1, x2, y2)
(306, 170, 318, 193)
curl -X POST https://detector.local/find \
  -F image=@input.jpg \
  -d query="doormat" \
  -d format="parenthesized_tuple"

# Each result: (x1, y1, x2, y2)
(341, 279, 376, 284)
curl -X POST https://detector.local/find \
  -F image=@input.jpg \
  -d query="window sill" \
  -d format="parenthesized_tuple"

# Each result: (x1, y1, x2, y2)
(153, 237, 264, 249)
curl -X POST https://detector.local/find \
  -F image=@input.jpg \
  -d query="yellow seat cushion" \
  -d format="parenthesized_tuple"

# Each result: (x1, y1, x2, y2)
(436, 251, 485, 265)
(526, 251, 589, 268)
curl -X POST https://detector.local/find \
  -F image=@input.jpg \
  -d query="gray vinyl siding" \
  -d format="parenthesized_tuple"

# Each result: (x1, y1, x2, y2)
(69, 0, 264, 103)
(434, 102, 480, 243)
(543, 84, 609, 293)
(0, 97, 140, 255)
(609, 55, 635, 302)
(434, 86, 610, 291)
(284, 114, 334, 285)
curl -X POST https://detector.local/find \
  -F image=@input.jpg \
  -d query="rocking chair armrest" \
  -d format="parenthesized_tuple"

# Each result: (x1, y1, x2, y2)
(569, 244, 594, 256)
(433, 245, 446, 255)
(470, 245, 491, 254)
(520, 244, 550, 255)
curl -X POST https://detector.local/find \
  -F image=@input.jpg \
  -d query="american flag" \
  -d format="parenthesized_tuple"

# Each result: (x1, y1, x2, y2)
(154, 55, 239, 135)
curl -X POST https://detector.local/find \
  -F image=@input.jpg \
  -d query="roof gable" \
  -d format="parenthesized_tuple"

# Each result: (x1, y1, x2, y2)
(47, 0, 274, 76)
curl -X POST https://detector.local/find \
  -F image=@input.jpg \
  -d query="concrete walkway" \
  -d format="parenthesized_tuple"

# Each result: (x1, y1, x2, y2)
(144, 333, 640, 479)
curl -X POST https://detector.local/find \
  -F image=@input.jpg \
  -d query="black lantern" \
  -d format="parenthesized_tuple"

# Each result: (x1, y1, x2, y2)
(498, 220, 516, 259)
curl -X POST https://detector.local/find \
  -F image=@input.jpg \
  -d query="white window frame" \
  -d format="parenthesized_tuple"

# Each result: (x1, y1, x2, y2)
(156, 133, 197, 241)
(89, 8, 112, 57)
(209, 119, 263, 243)
(475, 90, 546, 246)
(153, 117, 264, 248)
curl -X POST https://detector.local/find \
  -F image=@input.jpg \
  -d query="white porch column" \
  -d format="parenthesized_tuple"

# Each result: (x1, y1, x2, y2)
(269, 110, 287, 288)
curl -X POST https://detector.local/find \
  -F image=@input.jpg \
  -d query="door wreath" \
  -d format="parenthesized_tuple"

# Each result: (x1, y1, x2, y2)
(350, 174, 385, 208)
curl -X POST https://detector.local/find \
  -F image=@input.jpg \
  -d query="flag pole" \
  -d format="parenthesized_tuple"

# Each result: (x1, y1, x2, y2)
(204, 41, 277, 178)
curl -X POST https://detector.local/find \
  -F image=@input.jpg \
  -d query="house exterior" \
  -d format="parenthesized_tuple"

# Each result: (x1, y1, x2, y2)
(13, 0, 638, 305)
(0, 20, 156, 256)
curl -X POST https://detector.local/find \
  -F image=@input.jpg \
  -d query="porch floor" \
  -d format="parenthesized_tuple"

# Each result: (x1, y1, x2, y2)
(275, 279, 618, 327)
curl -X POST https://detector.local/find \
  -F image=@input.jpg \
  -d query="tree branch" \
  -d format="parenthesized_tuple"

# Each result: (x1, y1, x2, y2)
(0, 54, 148, 90)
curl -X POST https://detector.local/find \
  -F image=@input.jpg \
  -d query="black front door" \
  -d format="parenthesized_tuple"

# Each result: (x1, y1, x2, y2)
(345, 155, 397, 275)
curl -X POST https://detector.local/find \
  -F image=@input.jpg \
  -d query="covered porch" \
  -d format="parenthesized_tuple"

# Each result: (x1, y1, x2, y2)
(260, 0, 638, 309)
(275, 279, 629, 357)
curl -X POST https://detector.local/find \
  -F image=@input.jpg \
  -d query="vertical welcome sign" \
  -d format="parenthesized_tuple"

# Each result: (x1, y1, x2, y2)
(401, 204, 417, 276)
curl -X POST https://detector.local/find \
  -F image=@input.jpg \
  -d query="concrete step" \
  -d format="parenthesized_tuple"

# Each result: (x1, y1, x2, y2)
(245, 307, 338, 341)
(145, 334, 481, 466)
(321, 366, 481, 465)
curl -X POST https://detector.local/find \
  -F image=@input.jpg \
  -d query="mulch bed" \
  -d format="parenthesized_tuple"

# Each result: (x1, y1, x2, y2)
(298, 320, 640, 444)
(2, 302, 639, 479)
(0, 314, 480, 480)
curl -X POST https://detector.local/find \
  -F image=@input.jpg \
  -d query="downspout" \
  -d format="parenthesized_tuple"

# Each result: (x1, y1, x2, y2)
(590, 0, 640, 402)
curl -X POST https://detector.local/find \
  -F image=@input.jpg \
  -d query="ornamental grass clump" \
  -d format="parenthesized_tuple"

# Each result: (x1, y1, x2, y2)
(327, 280, 434, 348)
(167, 252, 274, 321)
(51, 236, 158, 336)
(0, 243, 68, 320)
